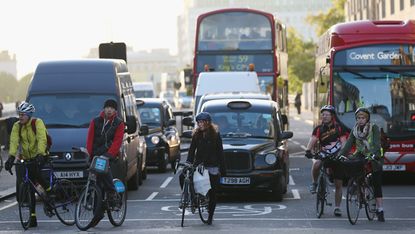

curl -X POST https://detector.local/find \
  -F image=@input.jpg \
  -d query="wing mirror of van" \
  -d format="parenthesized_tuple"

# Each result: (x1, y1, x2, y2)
(182, 116, 194, 127)
(167, 119, 176, 126)
(139, 125, 149, 136)
(125, 115, 138, 134)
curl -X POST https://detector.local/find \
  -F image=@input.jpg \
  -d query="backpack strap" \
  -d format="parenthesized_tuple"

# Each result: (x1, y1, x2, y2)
(31, 118, 37, 134)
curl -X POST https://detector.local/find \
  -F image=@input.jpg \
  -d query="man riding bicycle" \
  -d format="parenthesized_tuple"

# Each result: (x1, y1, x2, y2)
(5, 102, 50, 227)
(338, 107, 385, 222)
(305, 105, 347, 217)
(86, 99, 125, 226)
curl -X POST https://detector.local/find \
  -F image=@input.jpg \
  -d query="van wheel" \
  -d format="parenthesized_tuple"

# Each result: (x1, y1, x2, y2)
(138, 158, 143, 186)
(158, 152, 168, 173)
(142, 166, 147, 180)
(127, 161, 139, 191)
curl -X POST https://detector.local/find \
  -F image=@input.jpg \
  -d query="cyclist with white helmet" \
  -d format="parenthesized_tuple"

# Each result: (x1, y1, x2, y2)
(305, 105, 347, 217)
(5, 101, 50, 227)
(338, 107, 385, 222)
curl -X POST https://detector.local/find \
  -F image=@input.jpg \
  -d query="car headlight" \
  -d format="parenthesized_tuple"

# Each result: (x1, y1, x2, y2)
(265, 153, 277, 165)
(151, 136, 160, 145)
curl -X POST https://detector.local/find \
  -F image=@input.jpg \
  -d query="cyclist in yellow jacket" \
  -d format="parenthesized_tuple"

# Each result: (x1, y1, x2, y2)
(5, 101, 49, 227)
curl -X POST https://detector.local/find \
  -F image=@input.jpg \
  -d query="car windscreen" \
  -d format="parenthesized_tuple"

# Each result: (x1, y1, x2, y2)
(137, 106, 162, 127)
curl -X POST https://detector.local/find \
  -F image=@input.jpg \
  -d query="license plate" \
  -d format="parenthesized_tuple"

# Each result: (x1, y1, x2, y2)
(54, 171, 84, 178)
(383, 164, 406, 171)
(220, 177, 250, 185)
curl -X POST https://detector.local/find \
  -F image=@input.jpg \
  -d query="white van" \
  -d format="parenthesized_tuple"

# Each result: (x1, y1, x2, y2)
(194, 72, 260, 113)
(133, 82, 156, 98)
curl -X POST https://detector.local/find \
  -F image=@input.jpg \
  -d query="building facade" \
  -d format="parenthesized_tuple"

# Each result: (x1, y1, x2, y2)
(345, 0, 415, 21)
(0, 50, 17, 78)
(177, 0, 332, 68)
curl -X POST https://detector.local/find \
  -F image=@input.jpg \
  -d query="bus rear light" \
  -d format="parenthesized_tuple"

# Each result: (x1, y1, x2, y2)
(411, 114, 415, 121)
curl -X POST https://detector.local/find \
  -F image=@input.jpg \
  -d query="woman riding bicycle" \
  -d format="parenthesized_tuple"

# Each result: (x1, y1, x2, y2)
(181, 112, 225, 225)
(338, 107, 385, 222)
(5, 102, 50, 227)
(305, 105, 347, 217)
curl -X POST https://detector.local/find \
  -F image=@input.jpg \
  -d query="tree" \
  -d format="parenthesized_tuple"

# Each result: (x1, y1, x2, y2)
(15, 73, 33, 101)
(0, 72, 18, 102)
(307, 0, 346, 36)
(287, 28, 316, 93)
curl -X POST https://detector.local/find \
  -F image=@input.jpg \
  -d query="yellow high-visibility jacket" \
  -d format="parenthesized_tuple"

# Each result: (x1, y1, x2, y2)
(9, 118, 47, 159)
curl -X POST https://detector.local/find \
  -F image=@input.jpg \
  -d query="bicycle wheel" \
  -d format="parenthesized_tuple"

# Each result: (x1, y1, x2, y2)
(198, 193, 210, 224)
(346, 178, 361, 225)
(18, 183, 32, 230)
(180, 182, 190, 227)
(364, 177, 376, 221)
(315, 174, 325, 218)
(107, 191, 127, 226)
(75, 184, 102, 231)
(53, 179, 79, 225)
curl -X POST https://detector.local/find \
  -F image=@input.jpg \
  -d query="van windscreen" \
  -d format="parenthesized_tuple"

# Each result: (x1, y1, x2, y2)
(28, 94, 116, 127)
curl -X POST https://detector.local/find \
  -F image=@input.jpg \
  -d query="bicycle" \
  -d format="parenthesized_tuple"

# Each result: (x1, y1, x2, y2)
(311, 151, 340, 218)
(8, 156, 79, 230)
(174, 162, 210, 227)
(74, 147, 127, 231)
(342, 156, 376, 225)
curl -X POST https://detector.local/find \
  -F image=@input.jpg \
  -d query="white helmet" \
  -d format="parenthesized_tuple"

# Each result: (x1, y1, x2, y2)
(17, 101, 35, 114)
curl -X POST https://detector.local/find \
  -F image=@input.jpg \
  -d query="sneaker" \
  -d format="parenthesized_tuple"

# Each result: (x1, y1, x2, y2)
(43, 203, 54, 217)
(29, 216, 37, 227)
(207, 214, 213, 225)
(376, 210, 385, 222)
(90, 213, 104, 228)
(309, 183, 317, 194)
(334, 208, 342, 217)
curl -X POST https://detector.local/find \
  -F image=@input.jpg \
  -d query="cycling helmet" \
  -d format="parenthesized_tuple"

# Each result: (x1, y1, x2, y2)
(320, 105, 335, 114)
(195, 112, 212, 122)
(17, 101, 35, 114)
(355, 107, 370, 121)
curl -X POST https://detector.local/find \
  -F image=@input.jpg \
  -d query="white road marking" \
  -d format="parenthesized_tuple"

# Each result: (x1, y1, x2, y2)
(0, 201, 17, 211)
(160, 176, 173, 188)
(291, 189, 301, 200)
(289, 175, 295, 185)
(291, 141, 300, 145)
(300, 145, 307, 150)
(289, 168, 300, 171)
(145, 192, 159, 201)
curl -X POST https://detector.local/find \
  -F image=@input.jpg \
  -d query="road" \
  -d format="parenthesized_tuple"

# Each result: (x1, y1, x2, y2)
(0, 109, 414, 233)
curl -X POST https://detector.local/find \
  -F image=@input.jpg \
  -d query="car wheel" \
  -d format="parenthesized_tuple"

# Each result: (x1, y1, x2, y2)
(142, 166, 147, 180)
(138, 157, 143, 186)
(158, 152, 168, 173)
(127, 161, 139, 191)
(272, 174, 284, 202)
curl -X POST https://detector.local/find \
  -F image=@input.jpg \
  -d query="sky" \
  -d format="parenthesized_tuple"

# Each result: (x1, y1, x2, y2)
(0, 0, 183, 78)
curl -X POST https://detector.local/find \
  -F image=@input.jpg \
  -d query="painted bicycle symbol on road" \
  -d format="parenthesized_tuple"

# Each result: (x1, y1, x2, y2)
(161, 204, 286, 217)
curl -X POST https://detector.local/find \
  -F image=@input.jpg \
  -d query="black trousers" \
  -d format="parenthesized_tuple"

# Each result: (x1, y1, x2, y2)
(15, 160, 49, 215)
(371, 170, 383, 198)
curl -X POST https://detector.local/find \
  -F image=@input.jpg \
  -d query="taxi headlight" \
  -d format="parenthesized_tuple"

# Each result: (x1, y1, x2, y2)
(151, 136, 160, 145)
(265, 153, 277, 165)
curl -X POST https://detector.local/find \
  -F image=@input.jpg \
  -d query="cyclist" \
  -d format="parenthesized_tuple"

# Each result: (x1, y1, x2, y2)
(182, 112, 225, 225)
(86, 99, 125, 226)
(5, 101, 50, 227)
(338, 107, 385, 222)
(305, 105, 347, 217)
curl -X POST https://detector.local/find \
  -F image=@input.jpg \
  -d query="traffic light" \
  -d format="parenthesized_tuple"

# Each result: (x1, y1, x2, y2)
(99, 42, 127, 63)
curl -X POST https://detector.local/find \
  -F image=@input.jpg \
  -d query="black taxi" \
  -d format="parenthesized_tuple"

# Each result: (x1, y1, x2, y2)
(136, 98, 181, 172)
(197, 99, 293, 201)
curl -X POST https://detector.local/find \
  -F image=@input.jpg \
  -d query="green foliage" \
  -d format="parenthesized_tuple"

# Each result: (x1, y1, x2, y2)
(287, 28, 316, 94)
(307, 0, 346, 36)
(0, 72, 32, 103)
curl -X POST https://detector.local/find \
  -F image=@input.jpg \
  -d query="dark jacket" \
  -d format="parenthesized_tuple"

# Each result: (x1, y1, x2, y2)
(86, 111, 125, 159)
(187, 131, 225, 173)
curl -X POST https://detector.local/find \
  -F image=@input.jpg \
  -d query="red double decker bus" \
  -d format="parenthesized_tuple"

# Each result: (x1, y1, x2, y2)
(314, 20, 415, 173)
(193, 8, 288, 112)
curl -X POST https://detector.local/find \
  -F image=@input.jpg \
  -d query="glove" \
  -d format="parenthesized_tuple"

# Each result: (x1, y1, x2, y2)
(36, 155, 46, 167)
(305, 150, 313, 159)
(5, 156, 15, 172)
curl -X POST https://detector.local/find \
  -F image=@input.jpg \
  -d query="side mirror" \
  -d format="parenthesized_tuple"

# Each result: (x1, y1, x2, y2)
(140, 125, 149, 136)
(182, 130, 193, 138)
(281, 114, 288, 125)
(281, 131, 293, 140)
(126, 115, 137, 134)
(182, 116, 194, 127)
(167, 119, 176, 126)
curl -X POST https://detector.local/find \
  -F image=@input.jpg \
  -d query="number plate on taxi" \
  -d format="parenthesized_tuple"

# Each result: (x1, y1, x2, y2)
(383, 164, 406, 171)
(54, 171, 84, 179)
(220, 177, 250, 185)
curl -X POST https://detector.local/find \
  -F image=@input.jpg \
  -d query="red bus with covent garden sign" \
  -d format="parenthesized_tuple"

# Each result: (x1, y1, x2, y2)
(314, 20, 415, 173)
(193, 8, 289, 114)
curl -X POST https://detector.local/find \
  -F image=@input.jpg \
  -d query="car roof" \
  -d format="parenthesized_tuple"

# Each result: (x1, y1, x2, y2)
(136, 98, 170, 107)
(201, 92, 271, 100)
(201, 98, 277, 112)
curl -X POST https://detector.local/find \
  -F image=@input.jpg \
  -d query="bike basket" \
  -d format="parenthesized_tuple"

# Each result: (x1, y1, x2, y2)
(113, 179, 125, 193)
(341, 159, 366, 177)
(90, 155, 110, 174)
